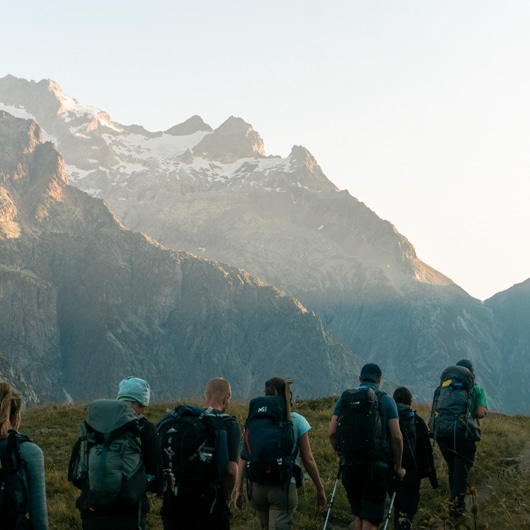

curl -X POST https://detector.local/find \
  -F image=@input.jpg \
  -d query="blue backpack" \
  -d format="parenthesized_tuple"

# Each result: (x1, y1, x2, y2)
(241, 395, 295, 486)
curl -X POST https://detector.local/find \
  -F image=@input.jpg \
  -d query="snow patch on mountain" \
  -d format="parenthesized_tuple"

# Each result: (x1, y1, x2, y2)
(0, 104, 58, 144)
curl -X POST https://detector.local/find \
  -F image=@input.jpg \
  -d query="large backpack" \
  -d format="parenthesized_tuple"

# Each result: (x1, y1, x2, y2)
(241, 395, 296, 486)
(397, 403, 417, 469)
(429, 365, 481, 443)
(335, 386, 387, 464)
(0, 430, 32, 529)
(156, 405, 229, 495)
(68, 399, 147, 513)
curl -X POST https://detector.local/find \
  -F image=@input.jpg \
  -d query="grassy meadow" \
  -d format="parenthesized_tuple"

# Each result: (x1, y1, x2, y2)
(21, 397, 530, 529)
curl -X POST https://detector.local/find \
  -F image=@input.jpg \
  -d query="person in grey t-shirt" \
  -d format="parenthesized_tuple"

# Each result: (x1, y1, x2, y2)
(0, 381, 49, 530)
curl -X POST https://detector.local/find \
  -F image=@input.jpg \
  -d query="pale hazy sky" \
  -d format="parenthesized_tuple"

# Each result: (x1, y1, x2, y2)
(3, 1, 530, 300)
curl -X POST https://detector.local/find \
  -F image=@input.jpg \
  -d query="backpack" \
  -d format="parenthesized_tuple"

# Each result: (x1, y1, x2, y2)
(397, 403, 417, 469)
(0, 430, 32, 530)
(241, 395, 296, 485)
(335, 386, 387, 464)
(429, 365, 481, 443)
(156, 405, 229, 495)
(68, 399, 147, 513)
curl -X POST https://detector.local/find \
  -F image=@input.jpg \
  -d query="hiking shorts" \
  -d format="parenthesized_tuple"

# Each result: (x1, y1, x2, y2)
(342, 461, 389, 526)
(162, 489, 231, 530)
(81, 514, 146, 530)
(249, 481, 298, 530)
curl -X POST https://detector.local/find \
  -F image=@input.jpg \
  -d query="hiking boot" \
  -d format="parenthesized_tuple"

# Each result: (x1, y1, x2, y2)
(449, 510, 470, 528)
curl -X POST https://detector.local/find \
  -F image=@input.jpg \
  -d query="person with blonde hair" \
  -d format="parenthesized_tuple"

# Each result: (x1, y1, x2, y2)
(0, 381, 49, 529)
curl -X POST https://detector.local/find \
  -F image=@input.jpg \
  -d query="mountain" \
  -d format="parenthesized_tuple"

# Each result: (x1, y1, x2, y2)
(0, 110, 368, 403)
(484, 280, 530, 414)
(1, 75, 528, 413)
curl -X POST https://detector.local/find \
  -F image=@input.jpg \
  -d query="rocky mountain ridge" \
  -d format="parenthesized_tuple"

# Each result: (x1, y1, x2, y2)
(1, 76, 529, 413)
(0, 111, 366, 404)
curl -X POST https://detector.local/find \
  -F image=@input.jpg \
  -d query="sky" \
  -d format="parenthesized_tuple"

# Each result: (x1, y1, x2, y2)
(3, 1, 530, 300)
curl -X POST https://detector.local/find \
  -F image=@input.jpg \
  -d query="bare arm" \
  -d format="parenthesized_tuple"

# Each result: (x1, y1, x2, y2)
(221, 460, 238, 504)
(234, 458, 247, 513)
(298, 432, 327, 510)
(327, 415, 338, 449)
(475, 405, 487, 419)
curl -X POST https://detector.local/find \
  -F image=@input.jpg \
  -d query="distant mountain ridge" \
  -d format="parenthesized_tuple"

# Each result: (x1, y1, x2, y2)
(0, 110, 367, 403)
(1, 75, 529, 414)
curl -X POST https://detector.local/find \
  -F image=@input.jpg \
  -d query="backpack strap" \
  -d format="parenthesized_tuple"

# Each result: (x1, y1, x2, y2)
(0, 431, 31, 513)
(88, 418, 141, 446)
(3, 430, 30, 469)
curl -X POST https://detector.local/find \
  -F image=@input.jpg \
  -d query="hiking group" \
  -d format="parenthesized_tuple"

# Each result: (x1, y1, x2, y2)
(0, 359, 488, 530)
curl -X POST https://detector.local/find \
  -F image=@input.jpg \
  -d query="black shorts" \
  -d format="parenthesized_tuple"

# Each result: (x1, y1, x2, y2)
(342, 461, 390, 526)
(161, 488, 231, 530)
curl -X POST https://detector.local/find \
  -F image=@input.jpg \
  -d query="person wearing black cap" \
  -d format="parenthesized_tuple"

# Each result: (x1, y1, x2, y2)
(392, 386, 438, 530)
(455, 359, 488, 421)
(436, 360, 488, 520)
(328, 364, 406, 530)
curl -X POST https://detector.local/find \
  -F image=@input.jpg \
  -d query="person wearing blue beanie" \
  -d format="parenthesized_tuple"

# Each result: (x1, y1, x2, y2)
(78, 376, 165, 530)
(117, 376, 151, 408)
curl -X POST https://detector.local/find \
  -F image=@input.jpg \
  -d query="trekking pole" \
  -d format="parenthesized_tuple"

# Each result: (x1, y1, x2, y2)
(322, 464, 342, 530)
(383, 490, 397, 530)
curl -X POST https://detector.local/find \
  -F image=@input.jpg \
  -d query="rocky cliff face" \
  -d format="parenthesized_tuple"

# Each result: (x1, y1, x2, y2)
(1, 76, 528, 412)
(485, 280, 530, 414)
(0, 111, 365, 403)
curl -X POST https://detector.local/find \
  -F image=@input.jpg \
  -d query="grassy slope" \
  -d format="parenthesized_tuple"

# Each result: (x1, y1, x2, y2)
(22, 398, 530, 529)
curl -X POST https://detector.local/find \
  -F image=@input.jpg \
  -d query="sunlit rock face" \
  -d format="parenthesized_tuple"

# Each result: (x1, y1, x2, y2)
(1, 76, 528, 413)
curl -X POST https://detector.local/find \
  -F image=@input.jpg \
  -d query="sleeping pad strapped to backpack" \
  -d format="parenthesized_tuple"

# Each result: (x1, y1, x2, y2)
(429, 365, 481, 443)
(241, 395, 296, 486)
(156, 405, 229, 496)
(68, 399, 147, 513)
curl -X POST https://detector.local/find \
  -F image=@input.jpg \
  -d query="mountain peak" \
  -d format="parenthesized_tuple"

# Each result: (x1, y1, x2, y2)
(165, 115, 212, 136)
(43, 78, 64, 97)
(193, 115, 265, 163)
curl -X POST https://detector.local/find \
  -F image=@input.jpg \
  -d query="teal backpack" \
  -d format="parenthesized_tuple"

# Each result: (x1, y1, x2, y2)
(69, 399, 147, 512)
(429, 365, 481, 443)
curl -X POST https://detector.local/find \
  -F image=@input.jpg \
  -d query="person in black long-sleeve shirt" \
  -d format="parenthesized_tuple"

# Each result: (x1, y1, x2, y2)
(392, 387, 438, 530)
(79, 377, 166, 530)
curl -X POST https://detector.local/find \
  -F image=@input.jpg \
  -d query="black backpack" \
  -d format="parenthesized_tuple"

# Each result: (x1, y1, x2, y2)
(429, 365, 481, 442)
(156, 405, 229, 495)
(68, 399, 147, 513)
(241, 395, 296, 486)
(335, 386, 386, 464)
(397, 403, 417, 469)
(0, 430, 32, 530)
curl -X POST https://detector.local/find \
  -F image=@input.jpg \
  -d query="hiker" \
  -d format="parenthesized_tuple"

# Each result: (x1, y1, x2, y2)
(160, 377, 241, 530)
(0, 381, 49, 529)
(328, 363, 406, 530)
(235, 376, 327, 530)
(392, 386, 438, 530)
(431, 359, 488, 520)
(75, 376, 165, 530)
